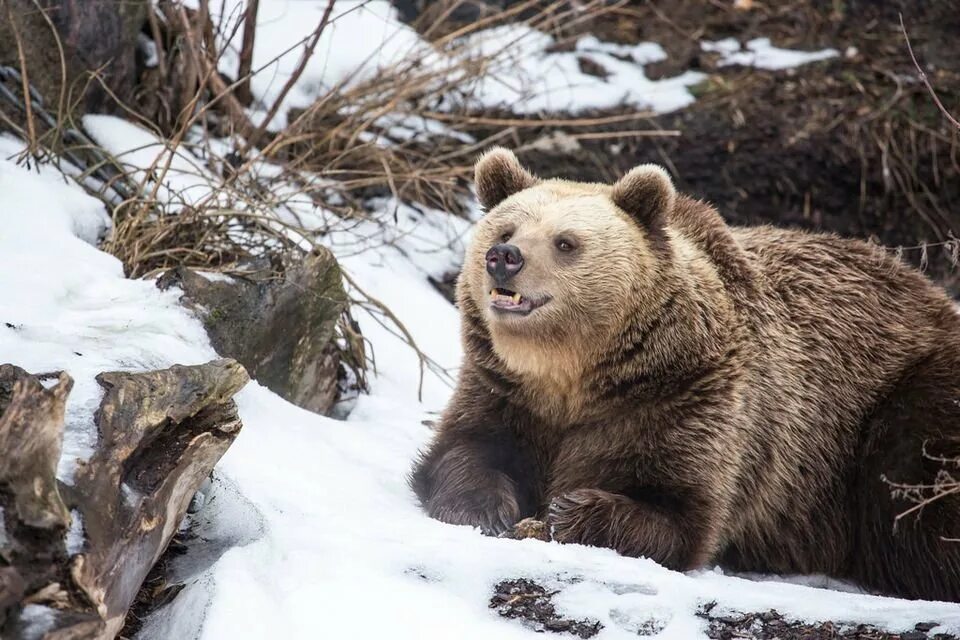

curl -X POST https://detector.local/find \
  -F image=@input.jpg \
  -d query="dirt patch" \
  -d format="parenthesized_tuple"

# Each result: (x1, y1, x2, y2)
(698, 604, 957, 640)
(450, 0, 960, 293)
(490, 578, 602, 638)
(491, 579, 960, 639)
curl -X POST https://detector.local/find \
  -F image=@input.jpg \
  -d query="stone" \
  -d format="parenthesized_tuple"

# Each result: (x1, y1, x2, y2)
(158, 248, 349, 415)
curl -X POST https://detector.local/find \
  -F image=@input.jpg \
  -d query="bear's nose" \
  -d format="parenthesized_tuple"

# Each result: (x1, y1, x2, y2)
(485, 243, 524, 283)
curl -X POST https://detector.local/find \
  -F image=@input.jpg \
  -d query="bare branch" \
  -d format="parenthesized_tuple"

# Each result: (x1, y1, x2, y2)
(240, 0, 337, 153)
(236, 0, 259, 105)
(900, 13, 960, 130)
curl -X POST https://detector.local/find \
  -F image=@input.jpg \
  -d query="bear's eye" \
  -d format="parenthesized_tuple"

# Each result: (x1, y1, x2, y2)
(500, 231, 513, 243)
(555, 238, 577, 252)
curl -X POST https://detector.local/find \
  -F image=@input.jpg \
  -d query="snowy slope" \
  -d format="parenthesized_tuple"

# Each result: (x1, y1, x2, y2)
(2, 131, 960, 640)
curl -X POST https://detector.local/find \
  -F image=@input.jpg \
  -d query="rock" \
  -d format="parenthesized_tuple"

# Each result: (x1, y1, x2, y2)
(0, 359, 248, 639)
(157, 248, 349, 415)
(393, 0, 505, 24)
(428, 270, 459, 305)
(0, 0, 148, 114)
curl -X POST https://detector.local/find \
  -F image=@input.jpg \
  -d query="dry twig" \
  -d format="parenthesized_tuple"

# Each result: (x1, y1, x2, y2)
(900, 13, 960, 131)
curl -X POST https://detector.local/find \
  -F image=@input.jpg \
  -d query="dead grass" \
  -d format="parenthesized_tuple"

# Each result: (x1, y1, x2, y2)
(77, 0, 675, 280)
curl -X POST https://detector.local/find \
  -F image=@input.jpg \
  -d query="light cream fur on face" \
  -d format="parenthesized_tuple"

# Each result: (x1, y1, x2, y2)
(465, 179, 656, 386)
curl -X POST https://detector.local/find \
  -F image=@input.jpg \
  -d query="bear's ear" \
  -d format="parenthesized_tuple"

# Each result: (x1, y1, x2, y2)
(611, 163, 676, 228)
(474, 147, 538, 211)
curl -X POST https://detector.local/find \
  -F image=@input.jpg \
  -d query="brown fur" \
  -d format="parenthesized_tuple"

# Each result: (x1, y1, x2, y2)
(411, 148, 960, 601)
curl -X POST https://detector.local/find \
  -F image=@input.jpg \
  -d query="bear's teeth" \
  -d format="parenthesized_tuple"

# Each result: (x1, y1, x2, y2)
(511, 293, 521, 303)
(490, 289, 497, 298)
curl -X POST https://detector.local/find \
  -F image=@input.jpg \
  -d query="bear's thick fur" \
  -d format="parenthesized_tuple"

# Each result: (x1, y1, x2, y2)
(411, 148, 960, 601)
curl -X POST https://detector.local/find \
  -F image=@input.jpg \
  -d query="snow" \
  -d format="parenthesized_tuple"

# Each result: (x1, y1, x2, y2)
(201, 0, 427, 128)
(3, 127, 960, 639)
(137, 32, 159, 69)
(0, 134, 215, 483)
(576, 36, 670, 65)
(65, 509, 85, 555)
(83, 115, 221, 210)
(446, 25, 705, 115)
(201, 0, 704, 129)
(195, 271, 238, 284)
(18, 605, 56, 639)
(702, 37, 839, 70)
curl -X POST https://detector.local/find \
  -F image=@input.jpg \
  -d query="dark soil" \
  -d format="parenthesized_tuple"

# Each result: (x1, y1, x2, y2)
(441, 0, 960, 293)
(119, 535, 189, 638)
(491, 578, 960, 639)
(698, 603, 958, 640)
(490, 579, 603, 638)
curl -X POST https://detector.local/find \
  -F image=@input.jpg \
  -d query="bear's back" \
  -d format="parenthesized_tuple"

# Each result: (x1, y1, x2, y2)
(730, 225, 956, 329)
(726, 224, 958, 416)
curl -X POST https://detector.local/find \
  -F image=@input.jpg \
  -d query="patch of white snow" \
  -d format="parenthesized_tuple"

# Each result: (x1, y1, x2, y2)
(703, 37, 839, 70)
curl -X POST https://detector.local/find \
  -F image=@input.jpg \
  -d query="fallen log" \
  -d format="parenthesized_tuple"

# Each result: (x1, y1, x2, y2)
(0, 359, 248, 639)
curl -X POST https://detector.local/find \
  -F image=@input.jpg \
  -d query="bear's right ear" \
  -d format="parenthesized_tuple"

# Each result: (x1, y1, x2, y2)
(611, 164, 676, 229)
(474, 147, 538, 211)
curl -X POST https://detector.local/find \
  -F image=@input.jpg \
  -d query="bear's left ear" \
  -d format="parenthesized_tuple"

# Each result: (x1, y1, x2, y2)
(611, 164, 676, 228)
(474, 147, 539, 211)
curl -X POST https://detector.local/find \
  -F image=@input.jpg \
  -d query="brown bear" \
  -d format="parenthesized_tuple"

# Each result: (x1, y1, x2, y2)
(410, 147, 960, 602)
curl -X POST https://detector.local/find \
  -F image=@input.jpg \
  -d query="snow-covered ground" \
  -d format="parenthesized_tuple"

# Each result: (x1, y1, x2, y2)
(199, 0, 707, 126)
(3, 126, 960, 639)
(190, 0, 841, 129)
(2, 4, 952, 639)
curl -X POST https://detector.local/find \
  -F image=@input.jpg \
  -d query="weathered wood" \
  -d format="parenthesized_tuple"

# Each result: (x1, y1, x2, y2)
(0, 359, 249, 640)
(0, 366, 72, 530)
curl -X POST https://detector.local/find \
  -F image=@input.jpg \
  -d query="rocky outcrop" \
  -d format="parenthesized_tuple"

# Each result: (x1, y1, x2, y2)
(158, 248, 349, 415)
(0, 359, 248, 640)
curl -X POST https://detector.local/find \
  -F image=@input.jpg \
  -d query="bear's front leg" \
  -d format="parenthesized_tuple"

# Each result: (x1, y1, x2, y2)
(411, 439, 528, 536)
(410, 373, 539, 536)
(548, 488, 716, 570)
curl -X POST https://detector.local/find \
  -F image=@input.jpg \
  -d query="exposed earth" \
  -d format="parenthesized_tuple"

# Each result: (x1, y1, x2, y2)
(416, 0, 960, 293)
(491, 578, 960, 640)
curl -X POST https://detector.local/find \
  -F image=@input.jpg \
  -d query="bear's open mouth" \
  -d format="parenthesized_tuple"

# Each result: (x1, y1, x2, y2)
(489, 288, 549, 315)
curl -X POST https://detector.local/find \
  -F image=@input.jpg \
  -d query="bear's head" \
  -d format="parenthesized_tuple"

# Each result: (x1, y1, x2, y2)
(460, 147, 677, 380)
